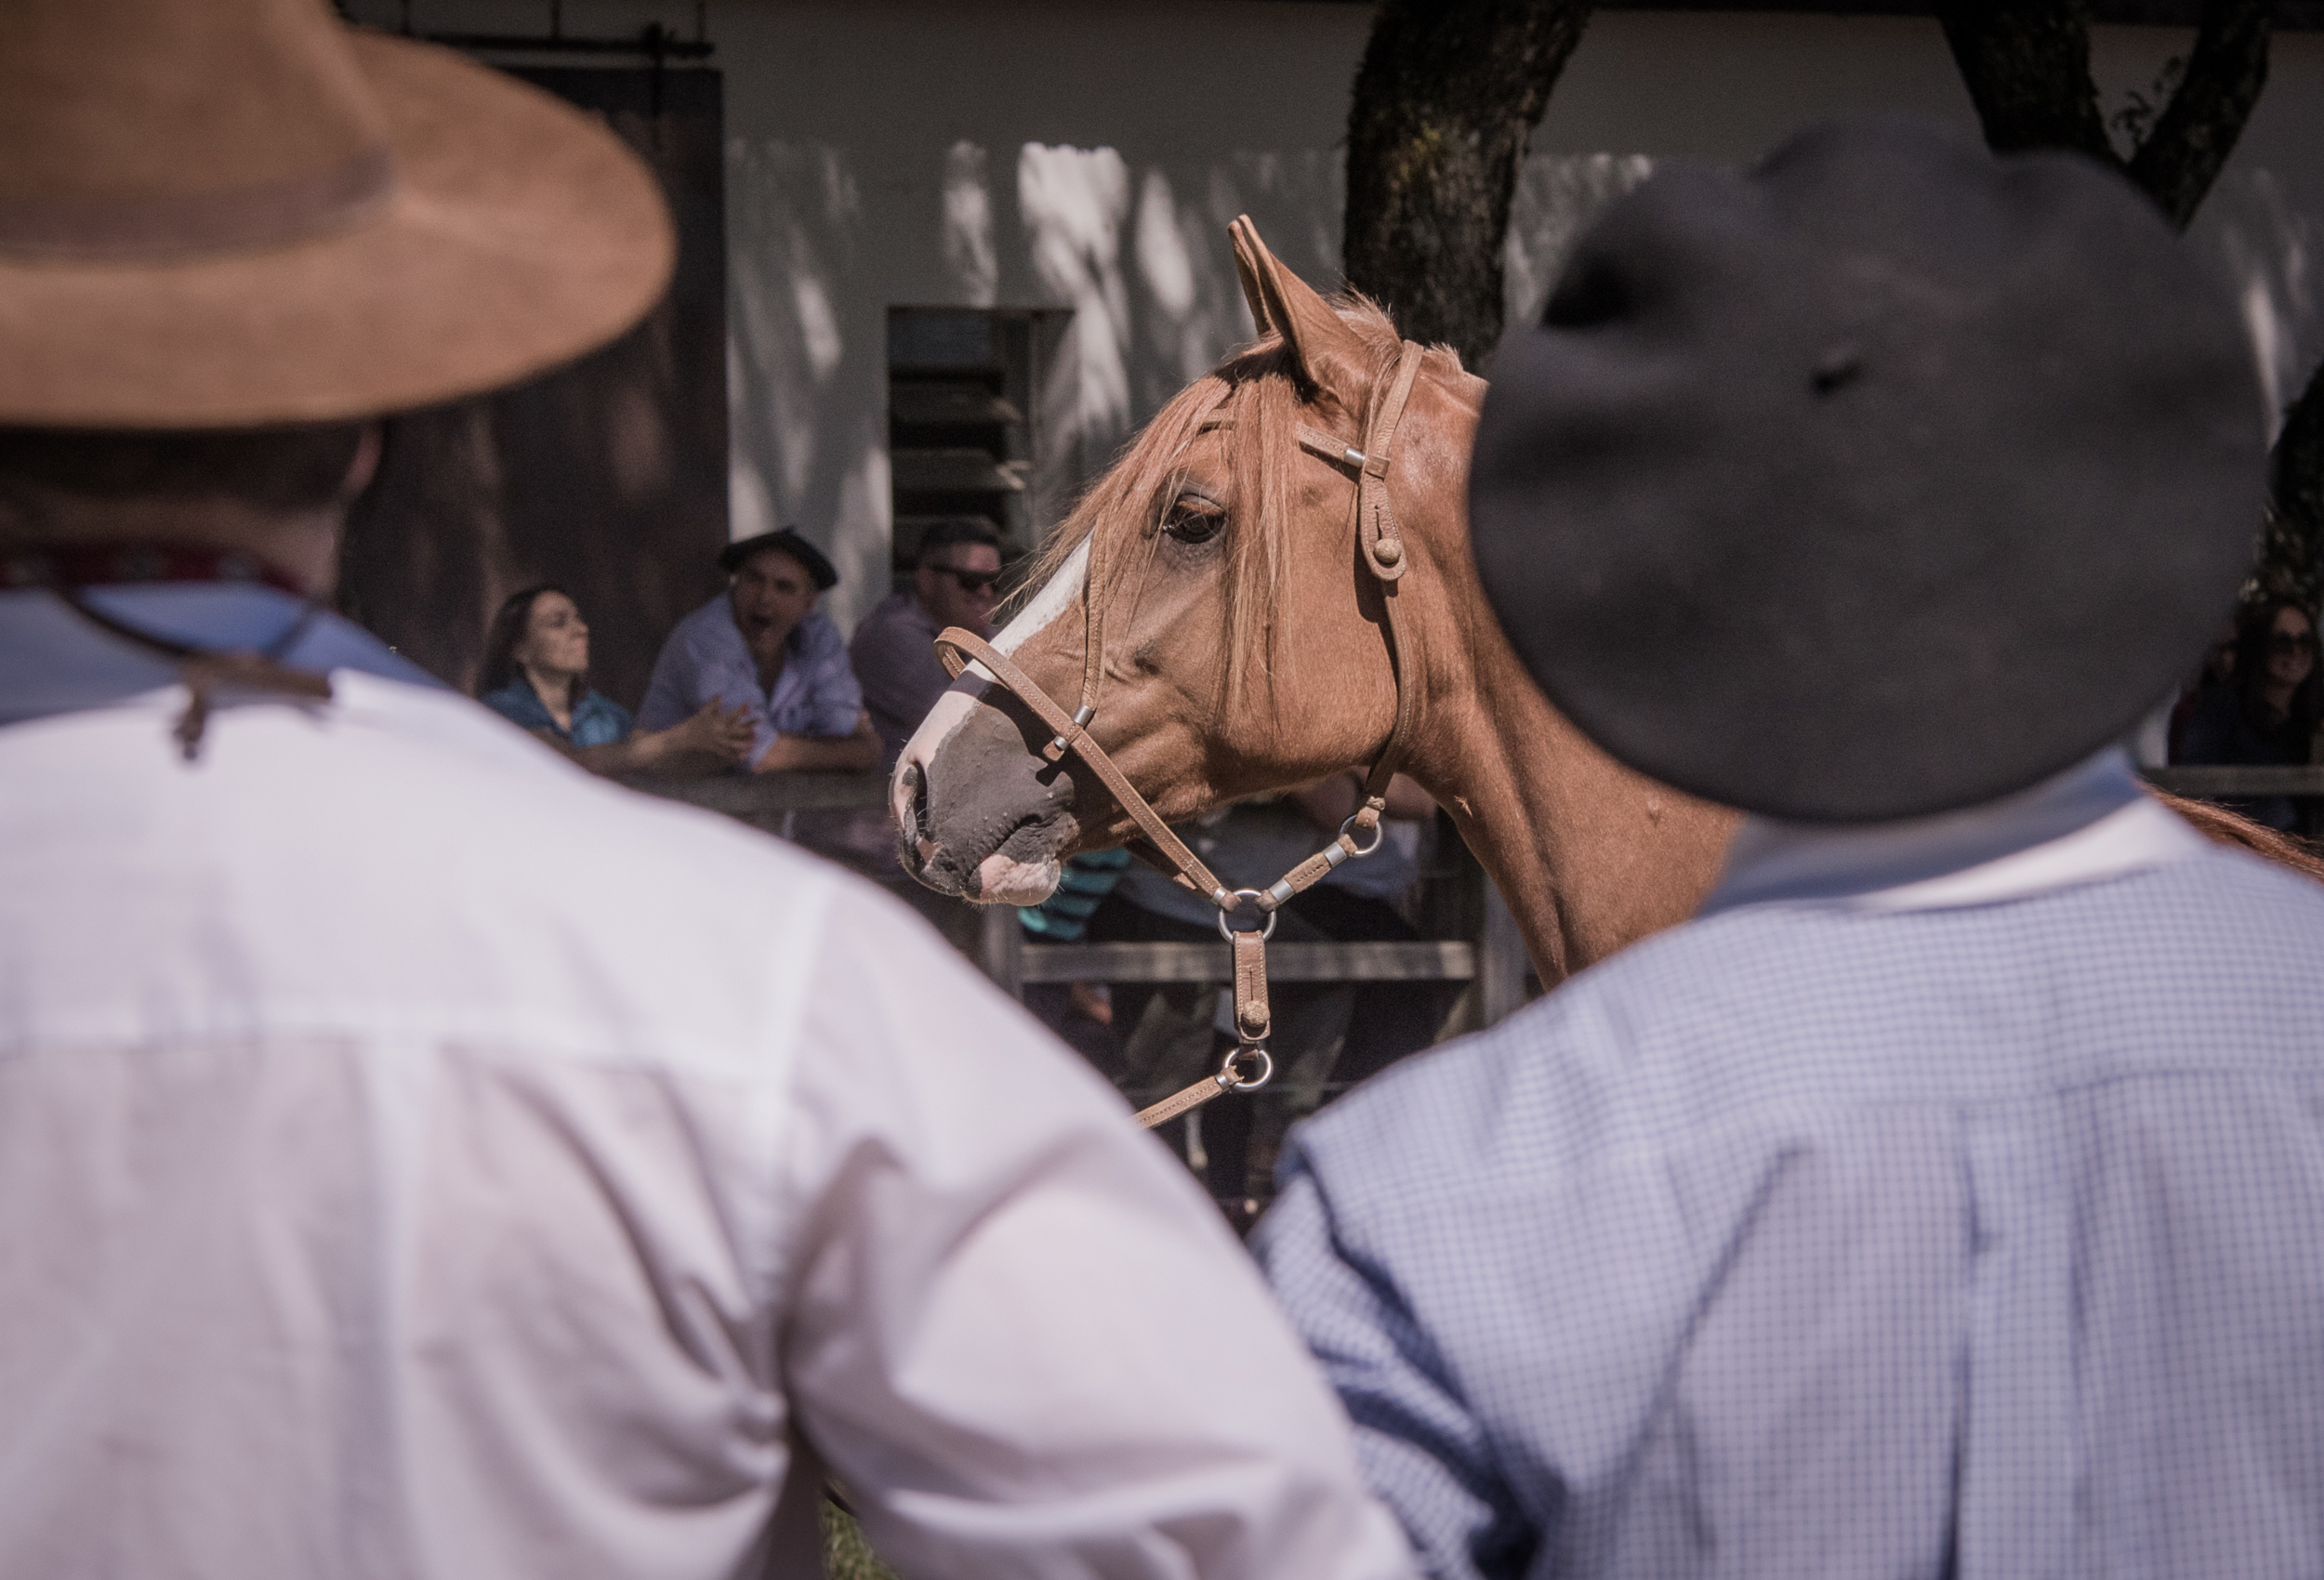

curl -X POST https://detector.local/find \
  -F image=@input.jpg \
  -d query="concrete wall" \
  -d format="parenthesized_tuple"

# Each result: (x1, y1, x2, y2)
(354, 2, 2324, 633)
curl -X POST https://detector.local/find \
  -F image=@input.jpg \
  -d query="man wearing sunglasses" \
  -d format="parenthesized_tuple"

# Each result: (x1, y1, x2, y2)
(853, 517, 1005, 770)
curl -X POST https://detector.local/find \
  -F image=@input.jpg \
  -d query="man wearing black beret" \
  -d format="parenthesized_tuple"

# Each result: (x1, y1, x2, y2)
(637, 524, 882, 772)
(1259, 117, 2324, 1577)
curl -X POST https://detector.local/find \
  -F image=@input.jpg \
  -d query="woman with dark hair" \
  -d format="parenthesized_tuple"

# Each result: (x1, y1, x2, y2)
(2177, 596, 2321, 831)
(480, 585, 753, 773)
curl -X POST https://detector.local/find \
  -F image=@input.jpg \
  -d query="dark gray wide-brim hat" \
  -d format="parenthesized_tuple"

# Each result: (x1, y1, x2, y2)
(1470, 116, 2264, 823)
(719, 527, 838, 589)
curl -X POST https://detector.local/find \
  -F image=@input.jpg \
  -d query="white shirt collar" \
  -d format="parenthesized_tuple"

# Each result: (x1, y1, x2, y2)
(1701, 749, 2210, 918)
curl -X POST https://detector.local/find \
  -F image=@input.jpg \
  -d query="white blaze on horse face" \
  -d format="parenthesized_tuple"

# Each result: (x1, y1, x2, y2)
(890, 535, 1093, 849)
(992, 533, 1090, 659)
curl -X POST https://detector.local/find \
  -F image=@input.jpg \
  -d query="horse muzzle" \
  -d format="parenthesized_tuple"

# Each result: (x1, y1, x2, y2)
(891, 689, 1078, 903)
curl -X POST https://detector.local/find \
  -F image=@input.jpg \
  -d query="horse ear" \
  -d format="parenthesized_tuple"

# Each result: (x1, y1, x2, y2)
(1229, 217, 1274, 336)
(1227, 215, 1367, 403)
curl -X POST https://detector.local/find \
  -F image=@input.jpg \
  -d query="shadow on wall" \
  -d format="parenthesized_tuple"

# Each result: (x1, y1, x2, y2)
(1016, 142, 1346, 514)
(1494, 151, 2319, 441)
(726, 137, 891, 630)
(1502, 152, 1657, 336)
(340, 67, 730, 707)
(2203, 168, 2319, 441)
(724, 133, 1347, 625)
(737, 130, 2324, 602)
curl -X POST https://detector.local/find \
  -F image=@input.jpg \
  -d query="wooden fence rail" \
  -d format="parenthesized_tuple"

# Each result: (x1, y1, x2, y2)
(632, 763, 2324, 1037)
(629, 770, 1533, 1029)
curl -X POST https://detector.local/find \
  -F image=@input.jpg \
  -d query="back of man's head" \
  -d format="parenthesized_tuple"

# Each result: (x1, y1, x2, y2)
(0, 424, 377, 595)
(0, 426, 367, 519)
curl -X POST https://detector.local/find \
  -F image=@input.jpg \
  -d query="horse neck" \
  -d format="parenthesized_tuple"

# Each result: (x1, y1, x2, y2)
(1395, 500, 1736, 988)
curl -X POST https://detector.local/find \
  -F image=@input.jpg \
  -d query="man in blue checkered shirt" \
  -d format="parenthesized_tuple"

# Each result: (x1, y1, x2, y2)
(1255, 119, 2324, 1578)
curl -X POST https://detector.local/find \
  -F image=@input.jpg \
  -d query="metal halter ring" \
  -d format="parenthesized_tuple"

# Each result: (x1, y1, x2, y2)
(1215, 889, 1280, 942)
(1338, 810, 1386, 858)
(1216, 1044, 1274, 1091)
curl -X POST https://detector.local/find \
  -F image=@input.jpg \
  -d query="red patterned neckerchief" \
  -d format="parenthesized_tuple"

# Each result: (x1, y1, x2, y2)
(2, 542, 307, 599)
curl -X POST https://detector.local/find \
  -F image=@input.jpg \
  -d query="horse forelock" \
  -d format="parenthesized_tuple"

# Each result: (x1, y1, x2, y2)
(1004, 295, 1427, 708)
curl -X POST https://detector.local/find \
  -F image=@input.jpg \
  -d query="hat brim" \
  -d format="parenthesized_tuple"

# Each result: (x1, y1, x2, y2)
(0, 32, 673, 428)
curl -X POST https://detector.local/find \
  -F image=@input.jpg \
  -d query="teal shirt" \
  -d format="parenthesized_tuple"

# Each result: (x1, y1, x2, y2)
(481, 679, 633, 748)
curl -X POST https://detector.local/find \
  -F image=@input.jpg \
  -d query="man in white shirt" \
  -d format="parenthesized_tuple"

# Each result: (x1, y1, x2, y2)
(0, 5, 1414, 1578)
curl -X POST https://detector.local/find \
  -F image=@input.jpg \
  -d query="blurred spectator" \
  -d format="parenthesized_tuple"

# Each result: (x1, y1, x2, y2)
(1284, 770, 1453, 1085)
(2166, 620, 2238, 762)
(2178, 597, 2320, 831)
(1086, 773, 1446, 1205)
(1021, 848, 1136, 945)
(852, 518, 1004, 770)
(1019, 848, 1136, 1066)
(638, 528, 878, 772)
(478, 584, 754, 774)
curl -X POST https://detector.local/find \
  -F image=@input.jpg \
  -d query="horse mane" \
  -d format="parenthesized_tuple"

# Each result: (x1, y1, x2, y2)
(1013, 293, 1433, 703)
(2156, 788, 2324, 883)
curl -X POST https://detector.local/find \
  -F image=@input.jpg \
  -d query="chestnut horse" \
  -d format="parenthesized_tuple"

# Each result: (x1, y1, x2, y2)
(892, 218, 1735, 985)
(891, 218, 2317, 988)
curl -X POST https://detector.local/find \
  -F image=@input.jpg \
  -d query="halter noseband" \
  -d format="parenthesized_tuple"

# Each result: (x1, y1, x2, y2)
(933, 340, 1430, 1125)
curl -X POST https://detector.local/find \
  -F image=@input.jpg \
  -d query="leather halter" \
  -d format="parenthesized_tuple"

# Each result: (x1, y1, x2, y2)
(932, 342, 1431, 1113)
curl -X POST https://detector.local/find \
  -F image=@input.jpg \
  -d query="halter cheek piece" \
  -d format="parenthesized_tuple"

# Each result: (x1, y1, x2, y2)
(935, 341, 1430, 1128)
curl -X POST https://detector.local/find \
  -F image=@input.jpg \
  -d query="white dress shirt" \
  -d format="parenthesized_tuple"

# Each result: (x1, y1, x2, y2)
(0, 586, 1415, 1580)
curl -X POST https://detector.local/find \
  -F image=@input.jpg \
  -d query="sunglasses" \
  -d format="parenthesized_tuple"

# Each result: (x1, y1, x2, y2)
(932, 565, 1001, 593)
(2270, 630, 2317, 656)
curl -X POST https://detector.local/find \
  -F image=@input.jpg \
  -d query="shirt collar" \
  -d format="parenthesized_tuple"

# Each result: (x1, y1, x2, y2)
(0, 583, 440, 729)
(1700, 748, 2210, 918)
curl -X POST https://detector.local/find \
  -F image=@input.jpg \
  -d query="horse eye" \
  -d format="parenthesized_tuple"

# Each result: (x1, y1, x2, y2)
(1164, 498, 1225, 545)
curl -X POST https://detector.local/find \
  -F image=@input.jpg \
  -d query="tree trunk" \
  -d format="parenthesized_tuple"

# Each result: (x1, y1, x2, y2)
(2268, 361, 2324, 609)
(2127, 0, 2271, 229)
(1938, 0, 2269, 224)
(1940, 0, 2308, 600)
(1939, 0, 2115, 163)
(1342, 0, 1592, 370)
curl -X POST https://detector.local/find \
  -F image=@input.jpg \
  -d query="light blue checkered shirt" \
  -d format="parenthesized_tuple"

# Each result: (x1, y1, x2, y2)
(1258, 755, 2324, 1579)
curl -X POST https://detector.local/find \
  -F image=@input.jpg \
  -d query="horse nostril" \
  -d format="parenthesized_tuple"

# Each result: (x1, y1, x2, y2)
(894, 764, 917, 833)
(896, 760, 933, 862)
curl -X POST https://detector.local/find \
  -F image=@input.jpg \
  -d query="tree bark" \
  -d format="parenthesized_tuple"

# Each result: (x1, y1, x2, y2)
(1342, 0, 1592, 369)
(1941, 0, 2311, 603)
(2268, 362, 2324, 607)
(1937, 0, 2270, 228)
(1939, 0, 2115, 163)
(2127, 0, 2273, 229)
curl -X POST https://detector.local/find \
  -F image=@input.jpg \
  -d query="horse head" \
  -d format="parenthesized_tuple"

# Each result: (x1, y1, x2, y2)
(891, 217, 1482, 907)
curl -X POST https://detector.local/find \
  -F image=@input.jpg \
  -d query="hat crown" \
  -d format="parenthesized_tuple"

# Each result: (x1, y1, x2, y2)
(0, 0, 390, 258)
(1470, 117, 2264, 823)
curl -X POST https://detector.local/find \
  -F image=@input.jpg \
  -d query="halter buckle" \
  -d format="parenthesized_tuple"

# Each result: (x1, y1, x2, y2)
(1046, 704, 1095, 757)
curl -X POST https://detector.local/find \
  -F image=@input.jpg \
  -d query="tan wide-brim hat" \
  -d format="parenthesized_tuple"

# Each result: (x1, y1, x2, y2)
(0, 0, 674, 428)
